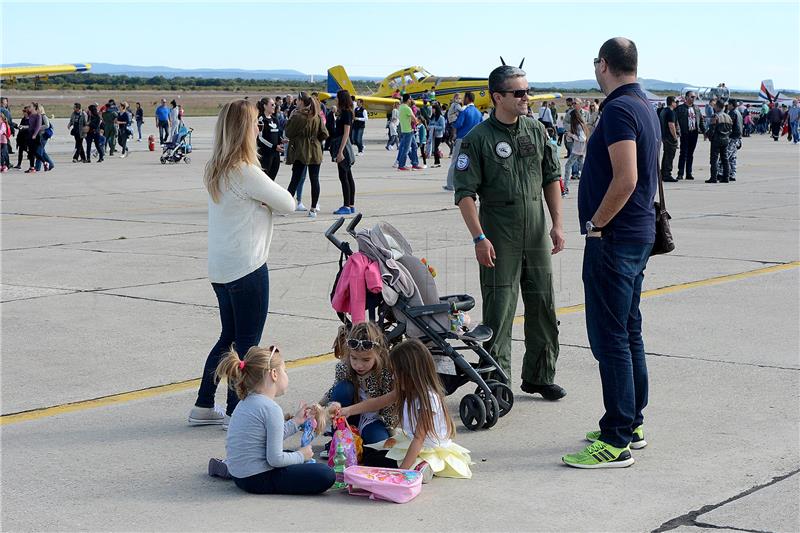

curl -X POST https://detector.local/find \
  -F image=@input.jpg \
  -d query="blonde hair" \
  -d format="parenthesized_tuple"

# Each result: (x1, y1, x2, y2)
(390, 339, 455, 439)
(204, 99, 259, 203)
(215, 345, 283, 400)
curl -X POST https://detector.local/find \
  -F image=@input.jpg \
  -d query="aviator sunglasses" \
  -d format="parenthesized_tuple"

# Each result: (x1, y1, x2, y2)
(497, 89, 529, 98)
(347, 338, 377, 351)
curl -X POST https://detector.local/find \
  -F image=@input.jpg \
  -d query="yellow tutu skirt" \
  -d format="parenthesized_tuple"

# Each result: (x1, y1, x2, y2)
(365, 432, 473, 479)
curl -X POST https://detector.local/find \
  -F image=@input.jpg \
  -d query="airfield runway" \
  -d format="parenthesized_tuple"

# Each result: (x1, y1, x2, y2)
(1, 118, 798, 532)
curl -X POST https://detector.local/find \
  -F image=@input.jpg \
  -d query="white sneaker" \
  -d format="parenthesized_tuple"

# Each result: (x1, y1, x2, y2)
(307, 210, 317, 218)
(120, 154, 126, 158)
(295, 202, 307, 212)
(188, 405, 226, 426)
(392, 161, 398, 169)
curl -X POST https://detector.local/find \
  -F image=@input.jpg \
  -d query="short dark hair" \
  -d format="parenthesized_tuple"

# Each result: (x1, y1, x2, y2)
(714, 100, 725, 111)
(402, 93, 412, 103)
(488, 65, 525, 93)
(666, 96, 676, 106)
(464, 91, 475, 103)
(74, 102, 81, 109)
(598, 37, 638, 76)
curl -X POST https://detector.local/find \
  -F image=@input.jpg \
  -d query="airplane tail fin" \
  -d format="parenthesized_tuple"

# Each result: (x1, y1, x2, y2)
(759, 79, 775, 102)
(327, 65, 356, 96)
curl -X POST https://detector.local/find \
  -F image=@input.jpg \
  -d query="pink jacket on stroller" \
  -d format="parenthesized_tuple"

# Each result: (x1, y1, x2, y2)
(332, 252, 382, 323)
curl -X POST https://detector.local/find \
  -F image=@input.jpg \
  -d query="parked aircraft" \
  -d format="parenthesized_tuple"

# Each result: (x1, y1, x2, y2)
(0, 63, 92, 82)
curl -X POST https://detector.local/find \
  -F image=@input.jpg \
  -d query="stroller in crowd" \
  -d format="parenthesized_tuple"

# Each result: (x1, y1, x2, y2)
(160, 124, 193, 164)
(326, 214, 514, 430)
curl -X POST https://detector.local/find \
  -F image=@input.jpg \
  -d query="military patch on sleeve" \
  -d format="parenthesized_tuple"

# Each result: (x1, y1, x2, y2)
(518, 135, 537, 157)
(456, 153, 470, 171)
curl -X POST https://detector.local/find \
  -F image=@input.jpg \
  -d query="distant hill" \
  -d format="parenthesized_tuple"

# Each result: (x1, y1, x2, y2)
(529, 78, 690, 92)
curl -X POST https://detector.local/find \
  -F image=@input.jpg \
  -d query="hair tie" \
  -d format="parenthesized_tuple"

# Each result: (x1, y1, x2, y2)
(238, 360, 246, 370)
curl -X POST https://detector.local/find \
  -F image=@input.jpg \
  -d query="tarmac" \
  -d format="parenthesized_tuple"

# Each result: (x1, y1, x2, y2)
(1, 117, 799, 532)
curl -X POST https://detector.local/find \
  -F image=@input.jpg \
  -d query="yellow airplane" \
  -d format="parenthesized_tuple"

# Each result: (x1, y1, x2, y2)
(318, 64, 561, 118)
(0, 63, 92, 81)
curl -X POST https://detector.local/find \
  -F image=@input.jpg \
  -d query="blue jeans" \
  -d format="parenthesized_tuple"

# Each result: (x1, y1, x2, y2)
(790, 120, 799, 144)
(397, 132, 419, 168)
(294, 165, 308, 203)
(582, 236, 653, 449)
(34, 137, 55, 171)
(330, 381, 390, 444)
(351, 126, 365, 153)
(234, 463, 335, 495)
(196, 264, 269, 415)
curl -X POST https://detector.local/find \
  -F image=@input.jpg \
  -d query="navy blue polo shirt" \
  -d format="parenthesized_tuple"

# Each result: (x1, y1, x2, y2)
(578, 83, 660, 243)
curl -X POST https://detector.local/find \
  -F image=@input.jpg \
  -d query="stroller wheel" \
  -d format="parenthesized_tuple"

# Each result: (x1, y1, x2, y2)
(183, 157, 191, 164)
(476, 380, 514, 418)
(459, 394, 486, 431)
(159, 156, 166, 164)
(482, 394, 500, 429)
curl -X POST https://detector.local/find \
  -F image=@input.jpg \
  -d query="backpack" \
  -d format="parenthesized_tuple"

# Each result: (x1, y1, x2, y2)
(344, 466, 422, 504)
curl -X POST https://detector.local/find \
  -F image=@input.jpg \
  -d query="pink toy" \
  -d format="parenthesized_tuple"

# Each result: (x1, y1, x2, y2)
(327, 416, 358, 468)
(344, 466, 422, 504)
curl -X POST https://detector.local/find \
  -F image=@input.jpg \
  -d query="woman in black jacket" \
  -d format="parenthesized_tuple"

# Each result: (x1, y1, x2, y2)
(256, 97, 283, 180)
(85, 104, 105, 163)
(14, 107, 31, 169)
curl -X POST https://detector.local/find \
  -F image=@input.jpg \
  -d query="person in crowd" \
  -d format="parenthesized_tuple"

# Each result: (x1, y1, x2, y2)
(443, 91, 481, 190)
(417, 116, 428, 167)
(135, 102, 144, 142)
(0, 113, 10, 172)
(256, 97, 283, 181)
(538, 100, 553, 129)
(563, 107, 588, 190)
(30, 103, 55, 173)
(661, 96, 680, 182)
(454, 64, 565, 399)
(102, 99, 119, 155)
(351, 98, 368, 155)
(564, 37, 658, 469)
(704, 97, 717, 135)
(209, 345, 335, 494)
(725, 100, 743, 181)
(168, 100, 181, 142)
(766, 103, 782, 141)
(446, 93, 463, 155)
(562, 98, 575, 157)
(386, 101, 399, 150)
(332, 90, 357, 215)
(116, 102, 132, 158)
(675, 90, 704, 180)
(396, 94, 422, 171)
(86, 104, 105, 163)
(14, 106, 31, 169)
(189, 99, 296, 428)
(587, 102, 600, 136)
(706, 99, 733, 183)
(429, 102, 446, 167)
(284, 92, 327, 218)
(155, 98, 170, 144)
(68, 103, 87, 163)
(0, 97, 14, 156)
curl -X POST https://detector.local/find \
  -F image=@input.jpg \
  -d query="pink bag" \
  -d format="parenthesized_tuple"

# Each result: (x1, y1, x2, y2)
(344, 466, 422, 504)
(327, 416, 358, 468)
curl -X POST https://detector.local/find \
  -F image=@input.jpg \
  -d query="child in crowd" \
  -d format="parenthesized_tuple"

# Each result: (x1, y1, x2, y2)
(0, 113, 10, 172)
(416, 119, 427, 167)
(546, 127, 565, 196)
(323, 322, 396, 449)
(386, 116, 399, 150)
(341, 339, 472, 481)
(564, 110, 588, 183)
(209, 345, 335, 495)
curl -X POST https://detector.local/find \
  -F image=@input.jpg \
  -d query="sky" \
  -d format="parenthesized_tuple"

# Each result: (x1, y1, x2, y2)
(3, 0, 799, 91)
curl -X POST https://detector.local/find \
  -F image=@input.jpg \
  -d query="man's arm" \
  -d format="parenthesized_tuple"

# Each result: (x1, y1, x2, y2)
(590, 140, 638, 228)
(457, 197, 495, 267)
(668, 120, 678, 140)
(542, 182, 565, 254)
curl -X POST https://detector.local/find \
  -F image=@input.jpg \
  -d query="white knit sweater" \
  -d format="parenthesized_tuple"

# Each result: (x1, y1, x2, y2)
(207, 163, 295, 283)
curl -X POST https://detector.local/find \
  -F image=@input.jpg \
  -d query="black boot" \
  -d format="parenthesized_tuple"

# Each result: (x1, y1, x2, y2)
(521, 382, 567, 401)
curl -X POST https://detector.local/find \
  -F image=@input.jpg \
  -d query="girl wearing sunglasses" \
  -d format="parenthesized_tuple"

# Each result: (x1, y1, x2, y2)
(322, 322, 396, 448)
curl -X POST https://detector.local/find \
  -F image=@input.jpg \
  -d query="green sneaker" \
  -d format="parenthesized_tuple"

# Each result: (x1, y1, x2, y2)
(586, 426, 647, 449)
(562, 440, 634, 469)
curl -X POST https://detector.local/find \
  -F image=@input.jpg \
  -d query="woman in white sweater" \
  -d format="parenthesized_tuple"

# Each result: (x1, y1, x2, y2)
(189, 99, 296, 427)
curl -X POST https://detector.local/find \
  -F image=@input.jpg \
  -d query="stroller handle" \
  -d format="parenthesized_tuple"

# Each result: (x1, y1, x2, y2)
(346, 213, 363, 236)
(325, 217, 350, 254)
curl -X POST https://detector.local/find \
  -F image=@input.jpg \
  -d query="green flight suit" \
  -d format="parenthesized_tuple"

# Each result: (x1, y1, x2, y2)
(454, 111, 561, 385)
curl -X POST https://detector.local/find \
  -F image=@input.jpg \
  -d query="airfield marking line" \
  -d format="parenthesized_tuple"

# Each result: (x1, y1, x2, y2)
(2, 261, 797, 426)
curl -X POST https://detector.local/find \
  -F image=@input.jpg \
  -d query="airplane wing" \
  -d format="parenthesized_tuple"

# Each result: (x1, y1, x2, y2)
(528, 92, 562, 103)
(318, 92, 422, 114)
(0, 63, 92, 79)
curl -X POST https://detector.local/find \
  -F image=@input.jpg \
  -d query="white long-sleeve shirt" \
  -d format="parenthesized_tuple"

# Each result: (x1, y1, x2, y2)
(207, 163, 295, 283)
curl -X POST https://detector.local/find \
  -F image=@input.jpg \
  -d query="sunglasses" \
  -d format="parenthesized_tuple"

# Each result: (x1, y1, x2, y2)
(347, 338, 376, 351)
(593, 58, 602, 66)
(497, 89, 529, 98)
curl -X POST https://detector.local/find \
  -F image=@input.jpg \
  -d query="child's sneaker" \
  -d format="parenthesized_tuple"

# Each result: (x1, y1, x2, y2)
(414, 460, 434, 483)
(392, 161, 399, 168)
(188, 405, 226, 426)
(208, 458, 232, 479)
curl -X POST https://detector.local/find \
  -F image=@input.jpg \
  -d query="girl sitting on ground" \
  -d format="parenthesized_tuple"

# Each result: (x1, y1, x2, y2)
(210, 345, 335, 495)
(337, 339, 472, 481)
(323, 322, 396, 447)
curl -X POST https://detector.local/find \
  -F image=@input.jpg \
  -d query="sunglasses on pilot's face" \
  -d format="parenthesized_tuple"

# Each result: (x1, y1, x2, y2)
(498, 89, 529, 99)
(347, 338, 376, 351)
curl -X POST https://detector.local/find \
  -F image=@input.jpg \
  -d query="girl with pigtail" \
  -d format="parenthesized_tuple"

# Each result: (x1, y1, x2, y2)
(209, 345, 335, 495)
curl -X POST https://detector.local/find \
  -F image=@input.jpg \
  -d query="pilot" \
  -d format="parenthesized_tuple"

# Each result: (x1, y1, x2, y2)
(454, 64, 566, 400)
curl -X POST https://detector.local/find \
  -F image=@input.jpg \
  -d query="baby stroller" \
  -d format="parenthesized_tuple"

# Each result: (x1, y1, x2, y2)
(326, 214, 514, 431)
(160, 124, 193, 164)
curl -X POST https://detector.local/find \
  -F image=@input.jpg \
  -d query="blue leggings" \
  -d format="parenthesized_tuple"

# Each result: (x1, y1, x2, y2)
(330, 381, 390, 444)
(233, 464, 335, 495)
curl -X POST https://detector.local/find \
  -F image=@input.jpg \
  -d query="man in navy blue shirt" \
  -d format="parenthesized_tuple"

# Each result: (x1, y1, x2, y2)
(563, 37, 660, 470)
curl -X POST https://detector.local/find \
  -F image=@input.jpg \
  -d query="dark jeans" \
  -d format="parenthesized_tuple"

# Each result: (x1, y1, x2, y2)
(73, 133, 86, 161)
(287, 162, 319, 209)
(709, 143, 729, 181)
(678, 130, 699, 177)
(329, 381, 390, 444)
(260, 149, 281, 180)
(136, 120, 143, 140)
(582, 235, 653, 449)
(195, 264, 269, 415)
(86, 132, 105, 161)
(337, 162, 355, 207)
(118, 130, 129, 154)
(433, 136, 443, 165)
(351, 126, 365, 153)
(233, 464, 335, 495)
(34, 137, 55, 171)
(661, 138, 677, 178)
(158, 120, 169, 143)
